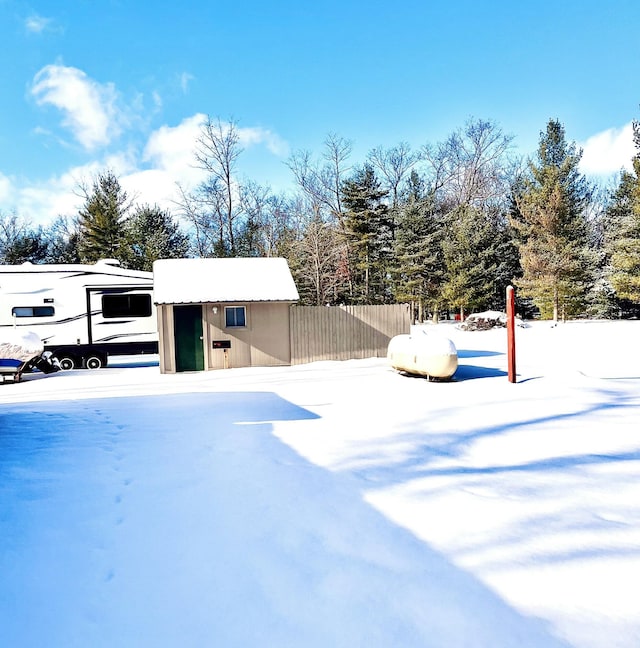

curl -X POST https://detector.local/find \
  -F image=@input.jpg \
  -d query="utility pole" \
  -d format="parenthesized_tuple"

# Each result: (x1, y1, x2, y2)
(507, 285, 516, 383)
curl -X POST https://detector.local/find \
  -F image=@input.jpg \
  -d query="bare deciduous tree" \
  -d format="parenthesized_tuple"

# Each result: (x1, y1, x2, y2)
(367, 142, 420, 209)
(287, 133, 352, 231)
(422, 118, 514, 212)
(292, 216, 345, 305)
(192, 116, 244, 255)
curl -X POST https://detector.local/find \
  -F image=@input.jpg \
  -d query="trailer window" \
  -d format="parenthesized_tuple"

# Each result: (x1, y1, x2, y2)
(12, 306, 55, 318)
(102, 294, 152, 318)
(225, 306, 246, 328)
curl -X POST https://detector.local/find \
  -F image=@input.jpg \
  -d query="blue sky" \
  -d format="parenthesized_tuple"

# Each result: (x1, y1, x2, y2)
(1, 0, 639, 225)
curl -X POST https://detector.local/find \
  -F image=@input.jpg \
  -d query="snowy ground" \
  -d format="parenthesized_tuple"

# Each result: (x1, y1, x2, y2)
(1, 320, 639, 648)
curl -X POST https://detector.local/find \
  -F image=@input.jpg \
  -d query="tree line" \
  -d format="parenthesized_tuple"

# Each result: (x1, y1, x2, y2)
(2, 115, 639, 320)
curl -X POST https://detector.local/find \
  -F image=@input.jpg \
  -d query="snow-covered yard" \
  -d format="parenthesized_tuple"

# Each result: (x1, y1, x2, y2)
(1, 321, 639, 647)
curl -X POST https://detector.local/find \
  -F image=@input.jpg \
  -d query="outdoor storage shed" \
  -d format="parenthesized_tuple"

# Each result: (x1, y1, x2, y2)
(153, 258, 299, 373)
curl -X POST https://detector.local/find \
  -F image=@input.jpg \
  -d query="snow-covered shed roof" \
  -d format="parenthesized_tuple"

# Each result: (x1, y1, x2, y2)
(153, 258, 299, 305)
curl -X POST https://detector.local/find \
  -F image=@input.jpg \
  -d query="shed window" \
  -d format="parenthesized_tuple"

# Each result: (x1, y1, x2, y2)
(225, 306, 246, 328)
(102, 293, 152, 318)
(12, 306, 55, 318)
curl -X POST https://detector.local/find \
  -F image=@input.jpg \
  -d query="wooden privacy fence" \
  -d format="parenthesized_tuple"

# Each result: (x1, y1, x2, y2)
(290, 304, 411, 365)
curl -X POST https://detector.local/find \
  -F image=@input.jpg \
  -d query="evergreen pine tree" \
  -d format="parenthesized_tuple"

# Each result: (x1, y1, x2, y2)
(512, 119, 594, 320)
(341, 165, 392, 303)
(393, 171, 446, 320)
(3, 231, 49, 263)
(123, 204, 189, 271)
(77, 171, 130, 263)
(606, 120, 640, 304)
(0, 212, 49, 263)
(441, 207, 499, 318)
(43, 216, 82, 263)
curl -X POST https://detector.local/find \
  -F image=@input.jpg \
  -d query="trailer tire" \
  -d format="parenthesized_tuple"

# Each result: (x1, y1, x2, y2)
(58, 356, 76, 370)
(86, 355, 104, 370)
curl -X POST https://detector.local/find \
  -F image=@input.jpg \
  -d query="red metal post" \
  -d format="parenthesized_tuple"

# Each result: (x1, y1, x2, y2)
(506, 285, 516, 383)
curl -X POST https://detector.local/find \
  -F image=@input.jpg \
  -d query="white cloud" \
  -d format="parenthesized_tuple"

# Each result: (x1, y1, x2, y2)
(237, 126, 290, 157)
(31, 65, 122, 151)
(152, 91, 163, 111)
(125, 114, 208, 210)
(25, 14, 54, 34)
(174, 117, 290, 158)
(0, 173, 11, 204)
(120, 169, 189, 212)
(2, 160, 132, 226)
(579, 122, 636, 176)
(139, 116, 291, 202)
(10, 167, 89, 225)
(2, 113, 291, 226)
(18, 184, 82, 224)
(179, 72, 194, 94)
(143, 113, 205, 180)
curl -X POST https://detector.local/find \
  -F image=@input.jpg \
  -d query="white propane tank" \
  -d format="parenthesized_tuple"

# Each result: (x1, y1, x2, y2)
(387, 330, 458, 380)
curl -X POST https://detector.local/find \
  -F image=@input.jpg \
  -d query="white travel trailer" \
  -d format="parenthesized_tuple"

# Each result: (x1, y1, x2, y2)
(0, 259, 158, 369)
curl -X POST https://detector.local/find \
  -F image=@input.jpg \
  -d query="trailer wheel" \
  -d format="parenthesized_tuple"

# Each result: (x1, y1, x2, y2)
(86, 355, 104, 370)
(58, 356, 76, 370)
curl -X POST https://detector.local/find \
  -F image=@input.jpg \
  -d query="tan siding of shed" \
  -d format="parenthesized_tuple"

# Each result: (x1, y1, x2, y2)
(157, 304, 176, 374)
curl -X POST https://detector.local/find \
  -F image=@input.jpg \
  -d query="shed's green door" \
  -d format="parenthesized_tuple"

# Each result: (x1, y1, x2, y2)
(174, 305, 204, 372)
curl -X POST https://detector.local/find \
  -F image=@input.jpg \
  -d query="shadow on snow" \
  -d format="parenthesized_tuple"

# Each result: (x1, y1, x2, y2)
(0, 391, 568, 648)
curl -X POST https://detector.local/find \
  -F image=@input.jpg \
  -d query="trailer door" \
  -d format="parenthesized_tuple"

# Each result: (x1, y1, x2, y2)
(173, 305, 204, 372)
